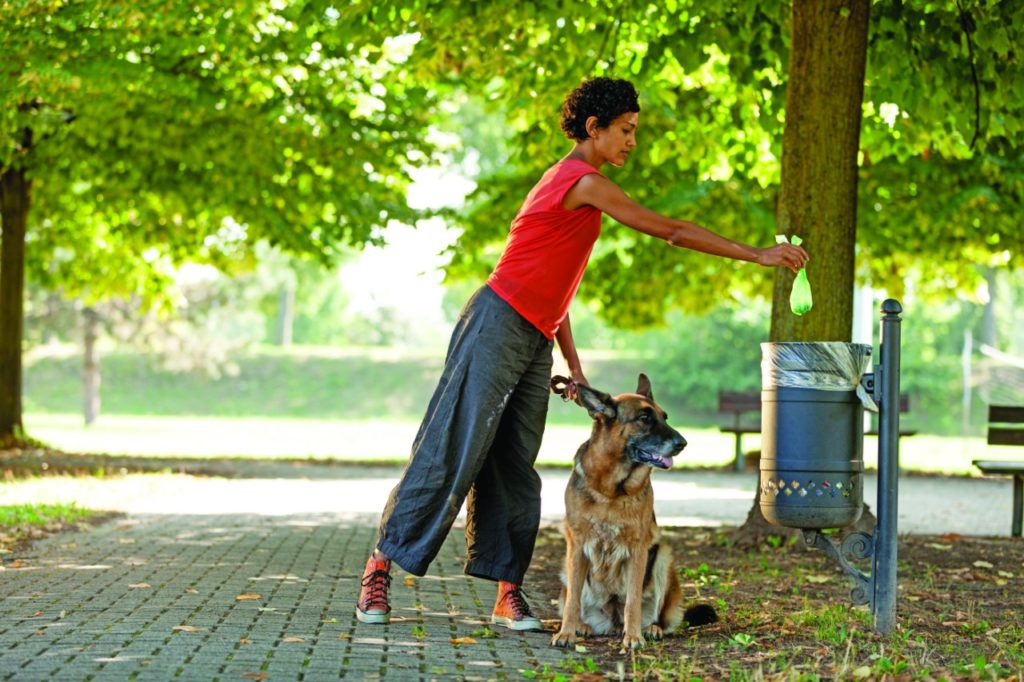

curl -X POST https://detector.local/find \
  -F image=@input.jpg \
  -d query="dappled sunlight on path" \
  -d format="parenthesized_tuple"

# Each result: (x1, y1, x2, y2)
(0, 464, 1016, 535)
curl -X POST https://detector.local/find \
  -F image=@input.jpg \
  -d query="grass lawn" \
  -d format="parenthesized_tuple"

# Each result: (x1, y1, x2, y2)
(21, 343, 1017, 475)
(22, 412, 1010, 475)
(0, 503, 100, 566)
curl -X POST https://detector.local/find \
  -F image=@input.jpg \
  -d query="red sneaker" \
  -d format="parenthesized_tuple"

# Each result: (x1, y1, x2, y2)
(491, 581, 543, 631)
(356, 555, 392, 624)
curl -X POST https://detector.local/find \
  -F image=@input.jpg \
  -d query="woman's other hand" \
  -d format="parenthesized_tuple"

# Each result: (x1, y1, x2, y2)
(756, 244, 809, 273)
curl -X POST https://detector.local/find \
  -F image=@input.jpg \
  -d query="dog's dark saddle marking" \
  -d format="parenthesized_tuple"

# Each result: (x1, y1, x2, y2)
(643, 543, 659, 588)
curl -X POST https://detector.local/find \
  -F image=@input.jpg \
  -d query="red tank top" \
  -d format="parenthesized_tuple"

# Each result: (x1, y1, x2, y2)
(486, 159, 603, 339)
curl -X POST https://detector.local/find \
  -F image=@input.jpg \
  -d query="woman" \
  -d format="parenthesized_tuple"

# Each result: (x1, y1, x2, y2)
(357, 77, 808, 630)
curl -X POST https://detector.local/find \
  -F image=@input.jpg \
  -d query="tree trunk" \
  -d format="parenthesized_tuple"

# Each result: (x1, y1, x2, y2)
(770, 0, 869, 343)
(981, 267, 997, 348)
(276, 282, 295, 347)
(0, 166, 30, 442)
(83, 307, 101, 426)
(734, 0, 871, 546)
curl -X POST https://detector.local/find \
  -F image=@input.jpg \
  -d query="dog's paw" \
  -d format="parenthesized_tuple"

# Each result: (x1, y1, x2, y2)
(551, 629, 580, 648)
(620, 632, 646, 651)
(575, 623, 592, 638)
(643, 623, 664, 641)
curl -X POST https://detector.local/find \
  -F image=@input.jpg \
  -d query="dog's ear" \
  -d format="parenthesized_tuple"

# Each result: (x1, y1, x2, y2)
(577, 384, 617, 420)
(636, 373, 654, 401)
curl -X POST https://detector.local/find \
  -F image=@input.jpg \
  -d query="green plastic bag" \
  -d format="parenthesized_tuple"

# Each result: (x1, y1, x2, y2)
(776, 235, 813, 315)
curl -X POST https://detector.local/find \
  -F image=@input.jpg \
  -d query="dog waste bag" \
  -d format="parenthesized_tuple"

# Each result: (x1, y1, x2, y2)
(759, 342, 873, 530)
(776, 235, 813, 315)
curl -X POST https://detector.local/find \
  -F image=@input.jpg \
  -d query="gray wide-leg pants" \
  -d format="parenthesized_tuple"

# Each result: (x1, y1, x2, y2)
(376, 285, 553, 584)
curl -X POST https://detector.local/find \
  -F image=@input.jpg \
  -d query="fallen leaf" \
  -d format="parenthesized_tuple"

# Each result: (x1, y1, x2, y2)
(236, 594, 261, 601)
(30, 611, 43, 618)
(184, 589, 199, 594)
(118, 538, 136, 545)
(239, 638, 253, 645)
(321, 618, 337, 624)
(9, 560, 25, 569)
(939, 533, 964, 542)
(257, 607, 277, 613)
(575, 644, 587, 653)
(925, 543, 952, 551)
(450, 637, 476, 645)
(281, 636, 304, 643)
(129, 583, 151, 589)
(172, 625, 203, 633)
(852, 666, 872, 678)
(339, 634, 351, 640)
(973, 560, 994, 569)
(403, 576, 417, 587)
(998, 571, 1015, 578)
(241, 674, 268, 680)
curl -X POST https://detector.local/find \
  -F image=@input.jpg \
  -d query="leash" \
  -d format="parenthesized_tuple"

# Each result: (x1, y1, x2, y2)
(550, 375, 576, 401)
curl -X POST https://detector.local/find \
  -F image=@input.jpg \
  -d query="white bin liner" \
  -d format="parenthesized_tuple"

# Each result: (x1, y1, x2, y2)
(761, 342, 877, 411)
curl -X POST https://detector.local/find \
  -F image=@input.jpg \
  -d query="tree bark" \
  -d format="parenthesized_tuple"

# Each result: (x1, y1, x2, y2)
(83, 307, 101, 426)
(734, 0, 871, 546)
(770, 0, 869, 343)
(0, 165, 30, 441)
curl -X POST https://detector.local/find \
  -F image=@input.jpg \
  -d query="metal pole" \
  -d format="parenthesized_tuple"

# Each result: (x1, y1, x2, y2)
(873, 299, 902, 634)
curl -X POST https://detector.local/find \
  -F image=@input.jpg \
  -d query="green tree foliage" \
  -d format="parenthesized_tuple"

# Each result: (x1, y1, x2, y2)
(356, 0, 1022, 328)
(1, 0, 437, 437)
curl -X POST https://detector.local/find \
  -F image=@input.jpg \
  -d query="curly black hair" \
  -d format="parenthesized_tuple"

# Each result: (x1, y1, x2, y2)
(560, 77, 640, 141)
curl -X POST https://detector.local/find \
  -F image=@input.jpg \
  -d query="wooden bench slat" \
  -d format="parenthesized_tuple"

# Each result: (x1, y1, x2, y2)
(973, 459, 1024, 474)
(866, 429, 918, 437)
(718, 391, 761, 413)
(988, 428, 1024, 447)
(720, 427, 762, 435)
(989, 405, 1024, 423)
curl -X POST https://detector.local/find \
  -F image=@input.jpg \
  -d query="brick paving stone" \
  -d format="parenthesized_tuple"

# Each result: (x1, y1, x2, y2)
(0, 511, 584, 680)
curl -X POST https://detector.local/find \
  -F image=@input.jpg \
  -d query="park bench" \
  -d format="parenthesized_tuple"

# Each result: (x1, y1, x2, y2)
(718, 390, 915, 471)
(972, 405, 1024, 537)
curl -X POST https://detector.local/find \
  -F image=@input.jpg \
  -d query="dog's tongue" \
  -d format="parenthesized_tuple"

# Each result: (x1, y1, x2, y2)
(654, 454, 674, 469)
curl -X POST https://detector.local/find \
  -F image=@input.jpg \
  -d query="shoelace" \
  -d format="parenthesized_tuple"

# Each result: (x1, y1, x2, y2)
(498, 586, 535, 618)
(360, 570, 392, 608)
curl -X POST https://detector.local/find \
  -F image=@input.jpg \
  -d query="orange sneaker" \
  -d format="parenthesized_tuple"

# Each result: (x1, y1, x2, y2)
(356, 555, 392, 624)
(491, 581, 543, 631)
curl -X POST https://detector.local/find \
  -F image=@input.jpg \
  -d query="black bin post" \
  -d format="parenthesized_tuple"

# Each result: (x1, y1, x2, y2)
(758, 300, 903, 635)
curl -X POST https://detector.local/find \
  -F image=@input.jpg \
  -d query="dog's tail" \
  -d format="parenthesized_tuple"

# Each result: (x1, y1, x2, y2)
(682, 603, 719, 627)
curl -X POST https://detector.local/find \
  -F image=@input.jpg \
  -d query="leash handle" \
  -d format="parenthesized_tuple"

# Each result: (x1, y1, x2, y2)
(550, 375, 575, 401)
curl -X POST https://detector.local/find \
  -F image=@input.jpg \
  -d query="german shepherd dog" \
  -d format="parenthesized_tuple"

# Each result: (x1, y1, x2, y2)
(550, 374, 716, 650)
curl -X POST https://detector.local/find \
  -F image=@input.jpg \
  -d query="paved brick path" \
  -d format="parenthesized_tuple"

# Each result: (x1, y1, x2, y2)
(1, 461, 1018, 680)
(0, 512, 577, 681)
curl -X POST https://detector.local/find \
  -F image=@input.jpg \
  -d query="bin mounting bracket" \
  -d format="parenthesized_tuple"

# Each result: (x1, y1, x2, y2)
(801, 529, 874, 607)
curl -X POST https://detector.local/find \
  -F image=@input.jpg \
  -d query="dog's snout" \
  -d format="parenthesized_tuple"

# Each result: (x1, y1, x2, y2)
(673, 434, 687, 452)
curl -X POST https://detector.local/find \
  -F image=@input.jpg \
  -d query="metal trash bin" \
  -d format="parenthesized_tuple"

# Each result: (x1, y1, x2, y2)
(759, 342, 875, 529)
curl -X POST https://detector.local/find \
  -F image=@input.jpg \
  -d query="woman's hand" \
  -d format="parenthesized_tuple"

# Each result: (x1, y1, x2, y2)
(563, 369, 590, 403)
(756, 244, 809, 273)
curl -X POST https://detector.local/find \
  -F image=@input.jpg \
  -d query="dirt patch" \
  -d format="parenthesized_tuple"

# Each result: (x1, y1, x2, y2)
(524, 525, 1024, 680)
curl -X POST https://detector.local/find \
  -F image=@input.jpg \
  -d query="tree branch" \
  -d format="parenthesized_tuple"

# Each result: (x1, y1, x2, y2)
(955, 0, 982, 150)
